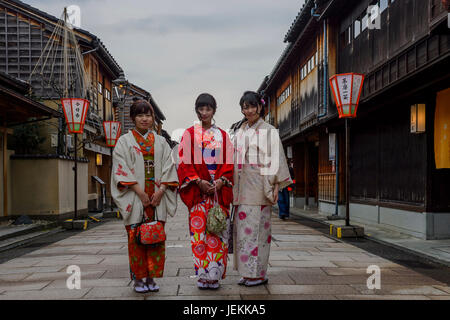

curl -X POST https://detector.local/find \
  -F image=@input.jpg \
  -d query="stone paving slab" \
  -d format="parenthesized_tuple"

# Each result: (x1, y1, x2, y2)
(433, 285, 450, 294)
(84, 285, 178, 299)
(0, 274, 31, 281)
(0, 281, 51, 291)
(178, 284, 270, 296)
(336, 295, 432, 300)
(349, 284, 449, 295)
(46, 278, 131, 289)
(429, 296, 450, 300)
(24, 271, 106, 281)
(0, 266, 64, 274)
(147, 295, 242, 300)
(289, 254, 356, 262)
(330, 261, 405, 268)
(0, 288, 91, 300)
(241, 294, 338, 300)
(266, 284, 359, 295)
(269, 260, 338, 268)
(0, 198, 449, 300)
(33, 257, 106, 267)
(272, 235, 336, 242)
(321, 267, 399, 276)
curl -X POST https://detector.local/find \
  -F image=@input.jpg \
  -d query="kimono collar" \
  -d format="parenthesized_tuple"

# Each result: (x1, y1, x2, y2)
(194, 122, 218, 133)
(244, 117, 264, 130)
(132, 128, 151, 140)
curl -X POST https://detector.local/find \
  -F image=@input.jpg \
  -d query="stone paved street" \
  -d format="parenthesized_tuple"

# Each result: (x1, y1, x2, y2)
(0, 199, 450, 300)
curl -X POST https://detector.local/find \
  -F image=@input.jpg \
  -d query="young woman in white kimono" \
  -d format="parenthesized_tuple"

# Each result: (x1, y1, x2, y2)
(232, 91, 292, 287)
(111, 100, 178, 293)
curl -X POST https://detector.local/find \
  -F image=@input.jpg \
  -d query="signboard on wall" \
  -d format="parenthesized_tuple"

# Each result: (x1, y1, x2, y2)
(287, 146, 293, 159)
(329, 133, 336, 161)
(435, 88, 450, 169)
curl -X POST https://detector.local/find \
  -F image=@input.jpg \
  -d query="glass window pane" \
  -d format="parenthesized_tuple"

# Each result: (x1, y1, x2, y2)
(354, 20, 361, 38)
(362, 14, 368, 31)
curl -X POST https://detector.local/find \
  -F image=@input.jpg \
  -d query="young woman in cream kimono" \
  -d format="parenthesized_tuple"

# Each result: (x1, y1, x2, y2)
(232, 91, 292, 287)
(111, 100, 178, 293)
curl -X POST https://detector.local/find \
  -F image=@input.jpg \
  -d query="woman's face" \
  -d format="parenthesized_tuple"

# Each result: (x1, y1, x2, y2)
(197, 105, 215, 124)
(242, 102, 261, 123)
(134, 112, 153, 131)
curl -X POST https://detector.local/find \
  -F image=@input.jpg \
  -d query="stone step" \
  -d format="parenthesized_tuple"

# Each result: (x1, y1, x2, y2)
(0, 221, 59, 242)
(0, 227, 63, 253)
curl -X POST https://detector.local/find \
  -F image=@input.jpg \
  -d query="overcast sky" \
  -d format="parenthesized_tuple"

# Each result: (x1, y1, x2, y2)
(26, 0, 305, 141)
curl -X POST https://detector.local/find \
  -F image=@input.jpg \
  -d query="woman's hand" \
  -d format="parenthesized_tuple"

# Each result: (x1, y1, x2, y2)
(207, 179, 224, 194)
(198, 180, 214, 195)
(150, 189, 165, 207)
(129, 184, 151, 208)
(273, 183, 280, 204)
(138, 191, 151, 208)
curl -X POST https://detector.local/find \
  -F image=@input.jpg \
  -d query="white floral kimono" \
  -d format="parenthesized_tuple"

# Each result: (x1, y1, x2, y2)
(111, 130, 178, 226)
(232, 118, 292, 278)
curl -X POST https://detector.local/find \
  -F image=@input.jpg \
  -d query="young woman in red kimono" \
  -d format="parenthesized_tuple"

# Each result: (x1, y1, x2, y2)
(177, 93, 234, 290)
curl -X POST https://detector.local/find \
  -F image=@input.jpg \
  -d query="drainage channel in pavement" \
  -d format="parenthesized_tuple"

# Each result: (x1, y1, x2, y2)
(0, 218, 115, 265)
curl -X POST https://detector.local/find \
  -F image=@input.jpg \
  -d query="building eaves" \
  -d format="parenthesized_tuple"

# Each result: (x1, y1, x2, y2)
(263, 0, 328, 93)
(4, 0, 123, 78)
(128, 82, 166, 121)
(284, 0, 315, 43)
(264, 43, 294, 92)
(0, 70, 29, 93)
(257, 76, 269, 94)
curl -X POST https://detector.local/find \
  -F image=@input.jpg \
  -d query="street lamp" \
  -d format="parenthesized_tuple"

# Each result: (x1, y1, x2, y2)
(329, 73, 364, 227)
(103, 121, 122, 147)
(61, 98, 90, 220)
(112, 72, 130, 131)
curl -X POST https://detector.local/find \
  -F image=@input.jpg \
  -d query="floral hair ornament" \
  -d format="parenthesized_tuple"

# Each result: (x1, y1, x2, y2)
(260, 98, 265, 105)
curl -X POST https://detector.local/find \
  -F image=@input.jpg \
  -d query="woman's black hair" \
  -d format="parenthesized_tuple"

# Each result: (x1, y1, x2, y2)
(195, 93, 217, 113)
(130, 99, 155, 121)
(239, 91, 265, 117)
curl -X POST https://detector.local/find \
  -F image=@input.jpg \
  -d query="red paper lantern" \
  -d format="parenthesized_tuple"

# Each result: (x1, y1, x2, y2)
(329, 73, 365, 118)
(61, 98, 90, 133)
(103, 121, 122, 147)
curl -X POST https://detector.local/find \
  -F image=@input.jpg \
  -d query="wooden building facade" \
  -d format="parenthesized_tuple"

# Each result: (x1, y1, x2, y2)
(0, 0, 124, 218)
(259, 0, 450, 239)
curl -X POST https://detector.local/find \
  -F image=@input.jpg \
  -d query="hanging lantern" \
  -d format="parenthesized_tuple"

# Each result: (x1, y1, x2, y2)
(329, 73, 365, 118)
(103, 121, 122, 147)
(61, 98, 90, 133)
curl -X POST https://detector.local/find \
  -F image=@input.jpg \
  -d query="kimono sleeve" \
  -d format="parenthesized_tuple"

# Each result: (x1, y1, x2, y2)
(177, 129, 201, 210)
(177, 129, 200, 188)
(111, 137, 138, 191)
(265, 128, 292, 191)
(160, 138, 179, 187)
(216, 129, 234, 186)
(159, 139, 179, 217)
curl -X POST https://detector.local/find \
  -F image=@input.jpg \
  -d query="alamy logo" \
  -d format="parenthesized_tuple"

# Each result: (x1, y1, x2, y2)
(368, 5, 381, 30)
(176, 125, 282, 176)
(366, 265, 381, 290)
(66, 5, 81, 29)
(66, 265, 81, 290)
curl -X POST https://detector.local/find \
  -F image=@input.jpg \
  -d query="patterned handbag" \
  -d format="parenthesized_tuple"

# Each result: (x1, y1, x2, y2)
(137, 207, 166, 245)
(206, 186, 228, 235)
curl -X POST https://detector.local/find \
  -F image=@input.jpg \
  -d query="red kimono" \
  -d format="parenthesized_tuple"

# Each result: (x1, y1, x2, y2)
(177, 124, 234, 281)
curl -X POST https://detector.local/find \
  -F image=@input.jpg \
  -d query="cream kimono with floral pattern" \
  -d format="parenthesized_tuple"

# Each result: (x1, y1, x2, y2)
(232, 118, 292, 278)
